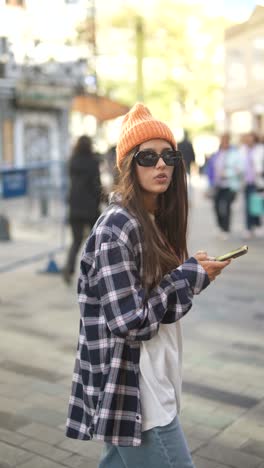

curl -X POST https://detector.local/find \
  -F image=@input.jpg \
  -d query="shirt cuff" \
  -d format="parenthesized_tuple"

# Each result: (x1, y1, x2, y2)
(177, 257, 210, 295)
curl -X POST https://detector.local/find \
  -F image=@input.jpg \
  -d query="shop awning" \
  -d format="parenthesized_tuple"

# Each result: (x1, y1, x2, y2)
(72, 94, 130, 122)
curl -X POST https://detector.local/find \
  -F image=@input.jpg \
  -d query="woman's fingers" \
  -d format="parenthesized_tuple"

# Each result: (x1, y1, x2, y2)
(194, 250, 231, 281)
(197, 259, 231, 281)
(194, 250, 208, 261)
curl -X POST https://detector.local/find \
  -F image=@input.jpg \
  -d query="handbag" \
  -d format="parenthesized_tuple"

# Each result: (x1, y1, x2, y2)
(249, 191, 264, 216)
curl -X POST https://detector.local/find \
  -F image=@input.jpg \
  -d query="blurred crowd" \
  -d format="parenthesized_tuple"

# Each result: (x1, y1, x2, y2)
(205, 131, 264, 240)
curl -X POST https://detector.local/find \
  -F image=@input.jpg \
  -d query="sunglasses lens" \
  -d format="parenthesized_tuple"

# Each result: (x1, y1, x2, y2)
(136, 151, 158, 166)
(162, 150, 183, 166)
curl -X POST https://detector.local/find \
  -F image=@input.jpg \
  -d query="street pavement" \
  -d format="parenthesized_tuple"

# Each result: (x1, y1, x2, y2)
(0, 177, 264, 468)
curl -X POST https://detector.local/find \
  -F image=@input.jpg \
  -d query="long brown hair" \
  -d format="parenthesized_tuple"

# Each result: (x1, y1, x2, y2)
(113, 146, 189, 289)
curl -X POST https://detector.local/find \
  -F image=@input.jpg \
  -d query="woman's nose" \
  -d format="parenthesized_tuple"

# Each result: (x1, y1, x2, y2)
(155, 156, 166, 168)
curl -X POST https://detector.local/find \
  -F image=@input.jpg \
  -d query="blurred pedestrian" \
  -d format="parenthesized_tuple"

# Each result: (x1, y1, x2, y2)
(239, 132, 264, 238)
(178, 129, 196, 200)
(66, 103, 230, 468)
(206, 133, 241, 239)
(63, 135, 102, 284)
(177, 129, 196, 175)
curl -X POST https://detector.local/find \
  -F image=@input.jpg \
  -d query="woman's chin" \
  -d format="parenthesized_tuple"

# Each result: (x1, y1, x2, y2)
(151, 185, 170, 194)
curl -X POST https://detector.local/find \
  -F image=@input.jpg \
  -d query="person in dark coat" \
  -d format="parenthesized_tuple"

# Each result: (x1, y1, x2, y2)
(177, 130, 195, 175)
(63, 135, 102, 284)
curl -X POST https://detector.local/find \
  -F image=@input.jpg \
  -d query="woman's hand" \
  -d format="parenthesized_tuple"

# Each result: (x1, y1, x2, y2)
(194, 250, 230, 282)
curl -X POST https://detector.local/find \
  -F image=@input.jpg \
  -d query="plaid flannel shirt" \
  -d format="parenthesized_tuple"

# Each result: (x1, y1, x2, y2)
(66, 202, 210, 446)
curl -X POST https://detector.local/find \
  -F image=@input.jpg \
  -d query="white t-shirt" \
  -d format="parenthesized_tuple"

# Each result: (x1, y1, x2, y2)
(139, 320, 182, 431)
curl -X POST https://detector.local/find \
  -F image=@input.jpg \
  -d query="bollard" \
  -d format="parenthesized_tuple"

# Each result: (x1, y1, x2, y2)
(39, 255, 61, 274)
(0, 215, 11, 241)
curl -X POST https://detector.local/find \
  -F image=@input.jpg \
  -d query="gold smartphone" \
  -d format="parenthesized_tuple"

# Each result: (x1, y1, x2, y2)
(215, 245, 248, 262)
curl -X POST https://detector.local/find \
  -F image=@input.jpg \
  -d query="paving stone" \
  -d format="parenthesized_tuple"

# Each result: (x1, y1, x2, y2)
(181, 421, 198, 438)
(0, 395, 31, 415)
(0, 441, 33, 466)
(227, 420, 264, 440)
(20, 406, 65, 427)
(211, 431, 250, 450)
(0, 368, 39, 388)
(0, 411, 31, 431)
(183, 381, 259, 409)
(84, 440, 102, 460)
(183, 423, 220, 442)
(21, 392, 67, 414)
(201, 412, 237, 431)
(4, 323, 59, 341)
(17, 456, 66, 468)
(30, 381, 69, 396)
(182, 396, 218, 413)
(0, 360, 65, 383)
(246, 401, 264, 419)
(240, 439, 264, 459)
(58, 439, 103, 459)
(74, 461, 99, 468)
(196, 442, 263, 468)
(207, 403, 246, 418)
(0, 427, 28, 446)
(181, 407, 213, 425)
(62, 454, 89, 468)
(231, 341, 264, 353)
(192, 455, 227, 468)
(188, 436, 206, 453)
(239, 387, 264, 401)
(0, 383, 31, 400)
(21, 439, 71, 462)
(17, 423, 65, 445)
(63, 453, 99, 468)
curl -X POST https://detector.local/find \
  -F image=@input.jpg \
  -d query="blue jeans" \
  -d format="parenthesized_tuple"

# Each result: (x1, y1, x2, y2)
(98, 416, 195, 468)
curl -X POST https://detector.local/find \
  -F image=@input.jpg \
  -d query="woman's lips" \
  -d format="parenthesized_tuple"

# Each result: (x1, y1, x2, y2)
(154, 173, 168, 182)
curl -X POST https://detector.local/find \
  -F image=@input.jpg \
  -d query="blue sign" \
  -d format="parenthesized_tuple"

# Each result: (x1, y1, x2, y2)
(2, 169, 28, 199)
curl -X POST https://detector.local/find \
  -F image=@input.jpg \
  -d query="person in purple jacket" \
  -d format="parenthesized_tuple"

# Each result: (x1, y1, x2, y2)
(66, 103, 230, 468)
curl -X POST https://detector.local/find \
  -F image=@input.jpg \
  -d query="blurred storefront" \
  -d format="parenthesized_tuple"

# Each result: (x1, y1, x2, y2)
(0, 43, 129, 168)
(0, 40, 84, 167)
(224, 6, 264, 136)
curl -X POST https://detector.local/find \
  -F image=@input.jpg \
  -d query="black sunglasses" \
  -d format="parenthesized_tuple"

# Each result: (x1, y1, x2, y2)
(134, 148, 183, 167)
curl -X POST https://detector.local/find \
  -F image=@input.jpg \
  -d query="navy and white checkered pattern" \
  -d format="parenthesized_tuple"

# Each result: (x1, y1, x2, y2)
(66, 202, 210, 446)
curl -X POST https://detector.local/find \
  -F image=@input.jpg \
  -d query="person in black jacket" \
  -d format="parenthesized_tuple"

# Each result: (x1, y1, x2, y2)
(177, 130, 195, 175)
(63, 135, 102, 284)
(178, 130, 196, 201)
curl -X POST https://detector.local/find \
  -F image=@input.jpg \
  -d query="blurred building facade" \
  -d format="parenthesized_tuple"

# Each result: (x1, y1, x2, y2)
(224, 6, 264, 136)
(0, 0, 97, 167)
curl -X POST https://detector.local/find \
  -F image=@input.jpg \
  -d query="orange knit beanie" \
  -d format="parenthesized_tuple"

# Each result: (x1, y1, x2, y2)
(116, 103, 176, 170)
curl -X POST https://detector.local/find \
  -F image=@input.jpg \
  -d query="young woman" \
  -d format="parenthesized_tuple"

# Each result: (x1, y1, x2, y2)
(66, 103, 230, 468)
